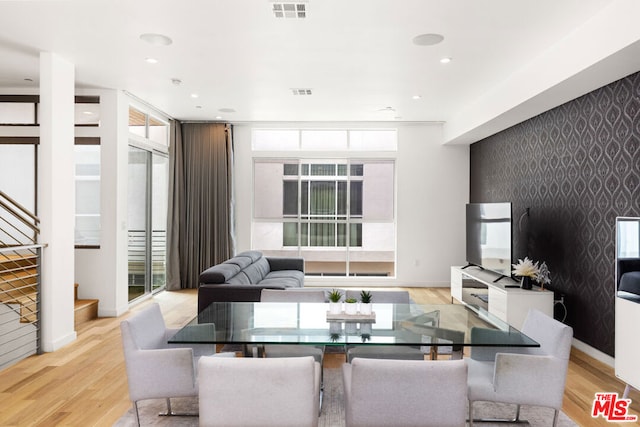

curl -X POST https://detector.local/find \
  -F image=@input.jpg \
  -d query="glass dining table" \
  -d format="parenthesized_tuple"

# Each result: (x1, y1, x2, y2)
(169, 301, 539, 359)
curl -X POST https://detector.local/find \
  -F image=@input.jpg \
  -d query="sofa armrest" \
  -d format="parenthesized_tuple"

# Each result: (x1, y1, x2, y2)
(266, 257, 304, 272)
(198, 284, 287, 313)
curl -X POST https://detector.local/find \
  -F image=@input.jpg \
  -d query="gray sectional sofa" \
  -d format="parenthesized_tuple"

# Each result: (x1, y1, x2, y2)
(198, 251, 305, 312)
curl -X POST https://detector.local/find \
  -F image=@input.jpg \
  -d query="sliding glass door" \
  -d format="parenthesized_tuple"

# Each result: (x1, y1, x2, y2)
(127, 146, 168, 302)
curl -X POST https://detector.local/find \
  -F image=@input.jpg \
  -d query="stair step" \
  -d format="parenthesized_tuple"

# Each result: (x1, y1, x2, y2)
(74, 299, 98, 328)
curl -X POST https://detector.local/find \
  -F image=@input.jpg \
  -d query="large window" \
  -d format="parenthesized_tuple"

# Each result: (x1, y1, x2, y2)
(281, 162, 363, 247)
(127, 102, 169, 301)
(74, 144, 101, 246)
(252, 129, 396, 277)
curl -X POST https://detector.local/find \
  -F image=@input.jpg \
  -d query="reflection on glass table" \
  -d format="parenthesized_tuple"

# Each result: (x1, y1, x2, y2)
(169, 302, 540, 358)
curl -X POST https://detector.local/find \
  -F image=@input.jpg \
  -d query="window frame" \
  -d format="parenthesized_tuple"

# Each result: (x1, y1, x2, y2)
(251, 128, 397, 279)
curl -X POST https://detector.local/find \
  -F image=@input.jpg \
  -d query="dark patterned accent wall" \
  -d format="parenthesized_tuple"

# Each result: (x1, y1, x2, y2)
(470, 71, 640, 356)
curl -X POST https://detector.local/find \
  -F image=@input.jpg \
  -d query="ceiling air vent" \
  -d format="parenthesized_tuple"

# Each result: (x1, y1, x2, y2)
(291, 88, 312, 95)
(272, 2, 307, 19)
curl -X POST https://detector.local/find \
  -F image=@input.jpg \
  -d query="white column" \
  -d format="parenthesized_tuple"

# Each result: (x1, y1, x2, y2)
(39, 52, 77, 351)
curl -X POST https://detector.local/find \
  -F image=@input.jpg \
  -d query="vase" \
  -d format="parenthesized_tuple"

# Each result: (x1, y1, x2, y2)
(520, 276, 533, 290)
(345, 303, 358, 315)
(359, 303, 372, 315)
(329, 301, 342, 314)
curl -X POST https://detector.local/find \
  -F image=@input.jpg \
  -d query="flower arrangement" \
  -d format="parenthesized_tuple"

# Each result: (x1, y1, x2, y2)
(512, 257, 552, 290)
(511, 257, 539, 278)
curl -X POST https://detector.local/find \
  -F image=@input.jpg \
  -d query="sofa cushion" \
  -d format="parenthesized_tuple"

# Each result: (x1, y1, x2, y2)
(243, 260, 268, 284)
(266, 269, 304, 282)
(200, 263, 241, 284)
(224, 256, 253, 269)
(226, 271, 251, 285)
(260, 276, 304, 288)
(255, 257, 271, 278)
(262, 269, 305, 288)
(237, 250, 263, 262)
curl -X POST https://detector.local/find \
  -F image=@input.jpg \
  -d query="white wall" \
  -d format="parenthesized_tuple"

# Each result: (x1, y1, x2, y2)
(233, 122, 469, 287)
(38, 52, 77, 351)
(74, 90, 130, 317)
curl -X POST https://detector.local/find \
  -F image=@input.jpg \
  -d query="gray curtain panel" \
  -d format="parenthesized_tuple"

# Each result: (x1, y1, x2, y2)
(166, 121, 234, 290)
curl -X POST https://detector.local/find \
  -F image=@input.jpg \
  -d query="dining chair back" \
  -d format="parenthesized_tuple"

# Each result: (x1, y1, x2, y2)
(199, 355, 321, 427)
(343, 357, 467, 427)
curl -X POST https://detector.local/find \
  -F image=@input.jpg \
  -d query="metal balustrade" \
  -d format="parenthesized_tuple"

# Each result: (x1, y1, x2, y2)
(0, 190, 41, 371)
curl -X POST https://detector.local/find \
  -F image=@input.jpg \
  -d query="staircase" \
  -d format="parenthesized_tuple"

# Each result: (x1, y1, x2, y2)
(74, 283, 98, 328)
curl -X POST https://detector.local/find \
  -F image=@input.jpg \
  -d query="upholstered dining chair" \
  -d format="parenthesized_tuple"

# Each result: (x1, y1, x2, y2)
(198, 355, 321, 427)
(467, 308, 573, 427)
(343, 357, 468, 427)
(259, 288, 326, 363)
(120, 302, 233, 426)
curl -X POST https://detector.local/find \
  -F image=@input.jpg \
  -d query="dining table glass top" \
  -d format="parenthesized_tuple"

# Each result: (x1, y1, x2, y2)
(168, 301, 539, 349)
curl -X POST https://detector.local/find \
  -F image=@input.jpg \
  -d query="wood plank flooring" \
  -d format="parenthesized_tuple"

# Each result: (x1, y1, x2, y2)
(0, 287, 637, 426)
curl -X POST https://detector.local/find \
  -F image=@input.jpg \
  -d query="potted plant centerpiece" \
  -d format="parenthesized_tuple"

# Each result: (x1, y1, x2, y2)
(359, 290, 373, 315)
(328, 289, 343, 314)
(345, 297, 358, 315)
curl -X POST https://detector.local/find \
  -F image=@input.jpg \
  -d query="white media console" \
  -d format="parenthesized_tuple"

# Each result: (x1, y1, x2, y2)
(451, 266, 554, 330)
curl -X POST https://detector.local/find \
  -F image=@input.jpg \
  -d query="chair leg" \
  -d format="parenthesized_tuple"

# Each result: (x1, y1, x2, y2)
(158, 397, 198, 417)
(514, 404, 521, 422)
(469, 402, 529, 424)
(133, 401, 141, 427)
(552, 409, 559, 427)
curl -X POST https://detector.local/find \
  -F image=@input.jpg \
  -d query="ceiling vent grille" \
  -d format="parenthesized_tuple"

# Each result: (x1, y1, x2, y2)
(291, 88, 312, 95)
(272, 2, 307, 19)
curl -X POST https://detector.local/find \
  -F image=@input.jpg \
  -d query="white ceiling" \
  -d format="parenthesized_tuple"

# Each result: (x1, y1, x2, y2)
(1, 0, 639, 144)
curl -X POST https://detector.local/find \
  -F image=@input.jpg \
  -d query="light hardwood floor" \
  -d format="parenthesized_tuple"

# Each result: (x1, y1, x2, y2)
(0, 287, 637, 426)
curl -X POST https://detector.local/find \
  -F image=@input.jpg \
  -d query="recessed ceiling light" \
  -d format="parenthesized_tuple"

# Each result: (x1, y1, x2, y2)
(196, 105, 202, 109)
(412, 33, 444, 46)
(24, 78, 33, 82)
(191, 93, 199, 98)
(291, 88, 312, 95)
(440, 57, 452, 64)
(215, 116, 223, 120)
(139, 33, 173, 46)
(83, 111, 94, 115)
(171, 78, 182, 85)
(412, 95, 422, 100)
(145, 57, 158, 64)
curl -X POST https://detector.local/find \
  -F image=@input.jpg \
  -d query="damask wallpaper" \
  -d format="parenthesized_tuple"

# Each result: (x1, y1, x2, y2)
(470, 71, 639, 356)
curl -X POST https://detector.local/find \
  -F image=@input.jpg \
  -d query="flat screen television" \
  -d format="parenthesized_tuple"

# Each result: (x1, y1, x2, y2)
(465, 202, 512, 277)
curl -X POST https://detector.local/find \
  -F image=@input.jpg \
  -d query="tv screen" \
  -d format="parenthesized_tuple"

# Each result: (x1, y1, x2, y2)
(466, 202, 512, 277)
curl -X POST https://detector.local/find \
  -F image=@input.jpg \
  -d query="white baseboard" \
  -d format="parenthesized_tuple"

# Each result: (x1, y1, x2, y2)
(572, 338, 614, 367)
(42, 330, 77, 352)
